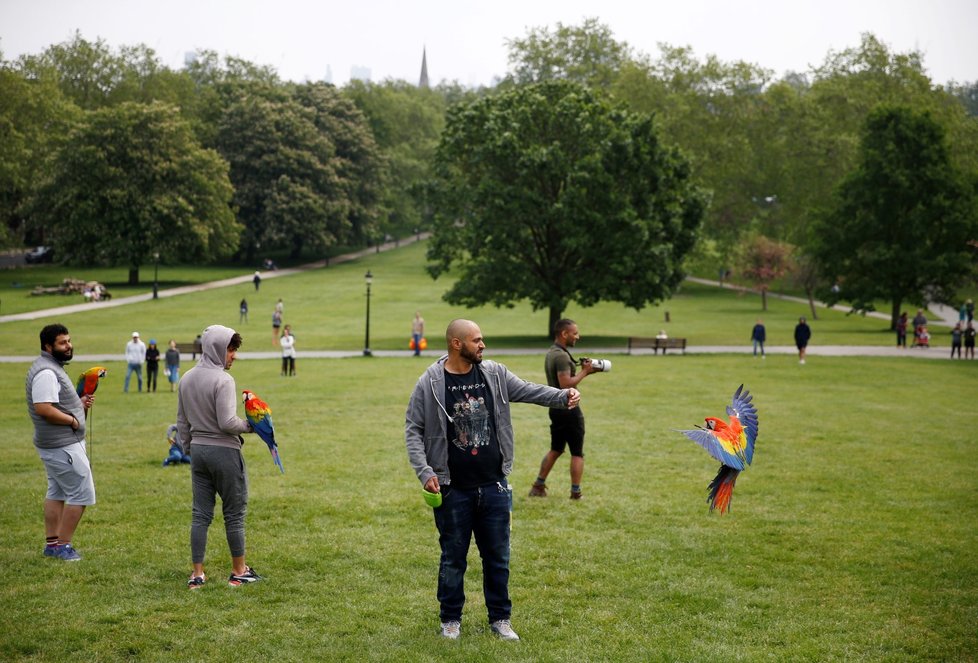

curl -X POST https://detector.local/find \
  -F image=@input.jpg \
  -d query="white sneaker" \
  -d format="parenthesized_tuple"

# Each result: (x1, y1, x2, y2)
(490, 619, 520, 641)
(440, 620, 461, 640)
(800, 359, 806, 365)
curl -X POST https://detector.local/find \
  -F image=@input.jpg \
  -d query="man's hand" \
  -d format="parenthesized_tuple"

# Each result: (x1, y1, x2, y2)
(565, 388, 581, 409)
(425, 476, 440, 493)
(82, 394, 94, 411)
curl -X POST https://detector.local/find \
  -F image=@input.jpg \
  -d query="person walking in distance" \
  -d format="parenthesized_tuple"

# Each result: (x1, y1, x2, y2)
(145, 339, 161, 393)
(529, 319, 595, 500)
(27, 324, 96, 562)
(412, 311, 425, 357)
(124, 331, 147, 392)
(405, 319, 580, 641)
(280, 324, 296, 376)
(165, 340, 181, 392)
(751, 319, 766, 358)
(794, 316, 812, 364)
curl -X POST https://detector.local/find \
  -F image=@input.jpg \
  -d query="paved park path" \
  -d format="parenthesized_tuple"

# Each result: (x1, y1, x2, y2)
(1, 239, 967, 362)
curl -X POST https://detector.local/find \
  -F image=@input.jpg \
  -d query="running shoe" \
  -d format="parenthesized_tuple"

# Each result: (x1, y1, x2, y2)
(228, 567, 262, 587)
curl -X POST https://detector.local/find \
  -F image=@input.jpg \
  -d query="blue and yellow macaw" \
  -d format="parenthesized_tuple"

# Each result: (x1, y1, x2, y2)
(242, 389, 284, 474)
(676, 384, 758, 514)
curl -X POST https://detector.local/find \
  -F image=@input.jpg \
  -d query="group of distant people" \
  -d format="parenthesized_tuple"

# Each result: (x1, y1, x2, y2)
(749, 317, 812, 364)
(124, 332, 181, 393)
(896, 305, 975, 358)
(239, 296, 297, 375)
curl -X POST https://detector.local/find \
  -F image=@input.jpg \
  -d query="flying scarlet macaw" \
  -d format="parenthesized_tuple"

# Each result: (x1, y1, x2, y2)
(676, 384, 758, 514)
(242, 389, 284, 473)
(76, 366, 107, 397)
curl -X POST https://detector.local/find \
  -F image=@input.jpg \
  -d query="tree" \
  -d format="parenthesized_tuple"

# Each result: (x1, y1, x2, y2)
(29, 102, 239, 283)
(427, 81, 706, 334)
(212, 82, 384, 260)
(504, 18, 635, 90)
(344, 79, 450, 238)
(735, 234, 794, 311)
(812, 105, 978, 327)
(0, 63, 80, 247)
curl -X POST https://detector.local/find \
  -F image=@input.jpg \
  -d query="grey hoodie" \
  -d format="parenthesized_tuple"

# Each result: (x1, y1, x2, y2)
(405, 355, 570, 488)
(176, 325, 250, 451)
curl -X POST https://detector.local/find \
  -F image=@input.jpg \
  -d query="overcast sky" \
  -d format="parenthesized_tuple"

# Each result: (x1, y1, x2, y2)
(2, 0, 975, 87)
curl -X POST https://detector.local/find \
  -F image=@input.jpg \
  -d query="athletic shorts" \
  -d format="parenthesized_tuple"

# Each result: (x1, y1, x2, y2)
(549, 408, 585, 457)
(36, 442, 96, 505)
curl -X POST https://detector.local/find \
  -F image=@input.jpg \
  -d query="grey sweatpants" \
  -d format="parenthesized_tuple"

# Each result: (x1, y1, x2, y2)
(190, 444, 248, 564)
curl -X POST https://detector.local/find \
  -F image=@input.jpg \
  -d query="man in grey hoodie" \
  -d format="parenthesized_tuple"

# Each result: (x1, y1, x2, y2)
(405, 319, 580, 641)
(177, 325, 261, 589)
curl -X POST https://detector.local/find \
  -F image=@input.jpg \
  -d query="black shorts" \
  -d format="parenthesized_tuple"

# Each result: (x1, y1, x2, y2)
(549, 408, 585, 457)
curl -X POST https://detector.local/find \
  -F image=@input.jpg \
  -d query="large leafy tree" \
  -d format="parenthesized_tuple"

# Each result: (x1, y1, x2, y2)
(213, 82, 384, 260)
(29, 102, 239, 283)
(813, 105, 978, 327)
(0, 62, 80, 247)
(427, 80, 706, 334)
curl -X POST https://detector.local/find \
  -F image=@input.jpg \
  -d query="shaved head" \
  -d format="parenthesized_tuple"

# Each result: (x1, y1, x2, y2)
(446, 319, 478, 347)
(445, 319, 484, 368)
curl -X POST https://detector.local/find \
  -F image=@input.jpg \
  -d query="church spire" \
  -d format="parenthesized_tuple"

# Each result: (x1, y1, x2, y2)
(419, 46, 429, 89)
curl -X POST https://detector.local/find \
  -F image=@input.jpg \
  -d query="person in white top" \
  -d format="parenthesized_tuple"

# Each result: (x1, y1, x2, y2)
(280, 324, 296, 376)
(124, 331, 147, 392)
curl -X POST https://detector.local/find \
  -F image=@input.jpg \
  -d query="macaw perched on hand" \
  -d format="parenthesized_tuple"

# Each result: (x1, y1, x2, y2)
(242, 389, 284, 474)
(76, 366, 107, 397)
(676, 384, 758, 514)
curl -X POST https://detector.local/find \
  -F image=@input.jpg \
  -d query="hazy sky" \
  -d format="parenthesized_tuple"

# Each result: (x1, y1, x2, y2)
(2, 0, 976, 87)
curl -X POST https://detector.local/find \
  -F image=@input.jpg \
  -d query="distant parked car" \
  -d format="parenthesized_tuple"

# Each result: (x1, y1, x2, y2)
(25, 246, 54, 263)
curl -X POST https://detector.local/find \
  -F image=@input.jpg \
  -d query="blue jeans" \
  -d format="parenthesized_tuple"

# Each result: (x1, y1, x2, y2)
(412, 333, 422, 356)
(124, 363, 143, 391)
(433, 480, 512, 623)
(752, 340, 765, 356)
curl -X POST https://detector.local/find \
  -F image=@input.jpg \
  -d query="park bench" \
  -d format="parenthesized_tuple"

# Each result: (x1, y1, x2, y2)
(627, 336, 687, 355)
(174, 340, 203, 359)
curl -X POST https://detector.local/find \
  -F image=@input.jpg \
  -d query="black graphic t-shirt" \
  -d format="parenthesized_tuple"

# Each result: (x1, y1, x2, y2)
(444, 365, 502, 488)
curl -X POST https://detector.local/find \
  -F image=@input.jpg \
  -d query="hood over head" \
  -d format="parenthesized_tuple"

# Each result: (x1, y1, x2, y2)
(199, 324, 236, 369)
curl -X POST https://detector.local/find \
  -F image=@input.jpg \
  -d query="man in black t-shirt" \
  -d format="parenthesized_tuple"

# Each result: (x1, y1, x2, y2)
(529, 319, 595, 500)
(405, 319, 580, 641)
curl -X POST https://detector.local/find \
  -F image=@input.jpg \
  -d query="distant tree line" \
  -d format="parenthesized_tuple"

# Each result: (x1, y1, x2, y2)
(1, 23, 975, 326)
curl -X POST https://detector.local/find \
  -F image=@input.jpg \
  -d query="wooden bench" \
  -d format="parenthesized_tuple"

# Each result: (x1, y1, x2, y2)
(174, 340, 203, 359)
(627, 337, 687, 355)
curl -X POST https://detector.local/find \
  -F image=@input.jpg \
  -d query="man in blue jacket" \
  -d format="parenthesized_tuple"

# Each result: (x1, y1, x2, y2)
(405, 319, 580, 641)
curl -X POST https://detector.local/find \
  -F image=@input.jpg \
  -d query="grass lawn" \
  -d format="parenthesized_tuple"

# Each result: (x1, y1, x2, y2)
(2, 351, 976, 662)
(0, 241, 914, 356)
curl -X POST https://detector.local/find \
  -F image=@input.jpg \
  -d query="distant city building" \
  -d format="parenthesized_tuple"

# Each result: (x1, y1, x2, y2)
(324, 64, 333, 84)
(350, 65, 371, 82)
(419, 47, 429, 88)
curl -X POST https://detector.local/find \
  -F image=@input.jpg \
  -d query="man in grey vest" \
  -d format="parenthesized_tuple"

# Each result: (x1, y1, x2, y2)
(26, 324, 96, 562)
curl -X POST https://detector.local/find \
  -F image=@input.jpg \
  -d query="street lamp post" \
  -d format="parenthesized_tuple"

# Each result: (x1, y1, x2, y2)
(363, 270, 373, 356)
(153, 252, 160, 300)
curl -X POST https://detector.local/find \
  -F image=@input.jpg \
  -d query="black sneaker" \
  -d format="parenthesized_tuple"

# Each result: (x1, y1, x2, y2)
(228, 566, 262, 587)
(187, 574, 206, 590)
